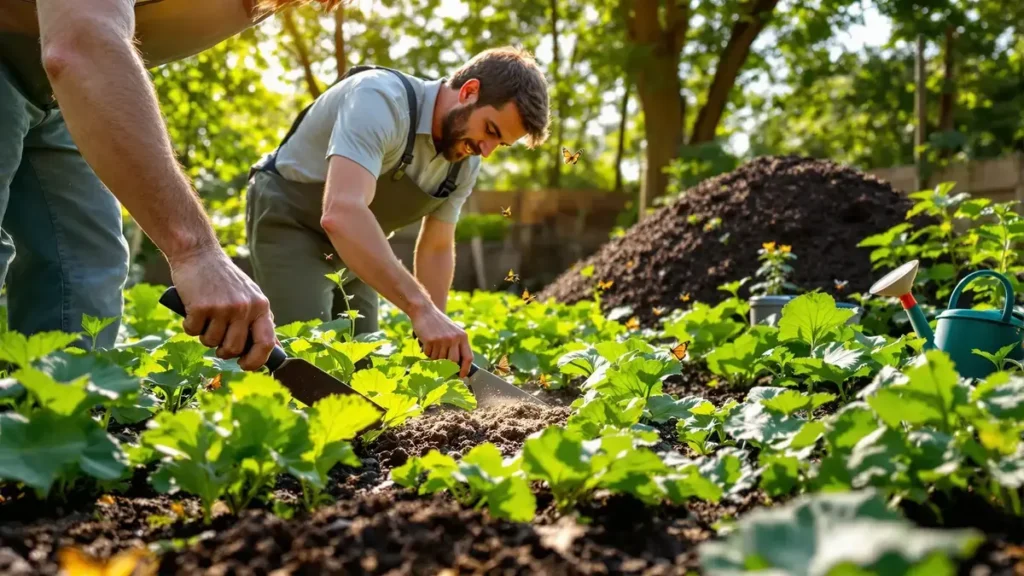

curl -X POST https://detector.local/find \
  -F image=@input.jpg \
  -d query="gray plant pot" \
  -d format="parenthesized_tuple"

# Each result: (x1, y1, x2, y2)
(749, 295, 863, 327)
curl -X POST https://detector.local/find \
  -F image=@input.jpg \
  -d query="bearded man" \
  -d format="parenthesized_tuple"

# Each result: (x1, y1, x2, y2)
(244, 47, 551, 377)
(0, 0, 342, 369)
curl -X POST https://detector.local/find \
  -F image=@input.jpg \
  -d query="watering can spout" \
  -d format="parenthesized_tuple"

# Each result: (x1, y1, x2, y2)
(868, 260, 936, 349)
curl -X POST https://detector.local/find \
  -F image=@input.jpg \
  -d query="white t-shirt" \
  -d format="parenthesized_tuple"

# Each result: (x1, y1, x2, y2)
(273, 68, 481, 224)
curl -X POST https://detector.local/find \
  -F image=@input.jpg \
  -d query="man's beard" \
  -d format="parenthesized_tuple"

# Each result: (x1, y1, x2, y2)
(436, 103, 478, 161)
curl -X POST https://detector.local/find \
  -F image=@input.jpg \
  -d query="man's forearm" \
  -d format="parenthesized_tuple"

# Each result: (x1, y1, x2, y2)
(322, 206, 435, 318)
(414, 247, 455, 313)
(37, 3, 219, 263)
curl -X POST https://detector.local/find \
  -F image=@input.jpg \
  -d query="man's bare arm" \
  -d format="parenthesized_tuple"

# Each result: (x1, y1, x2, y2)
(321, 155, 473, 375)
(413, 216, 456, 313)
(35, 0, 275, 370)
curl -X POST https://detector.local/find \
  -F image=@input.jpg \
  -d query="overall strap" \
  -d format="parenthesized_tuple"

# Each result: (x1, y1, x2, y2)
(435, 160, 464, 198)
(274, 64, 419, 182)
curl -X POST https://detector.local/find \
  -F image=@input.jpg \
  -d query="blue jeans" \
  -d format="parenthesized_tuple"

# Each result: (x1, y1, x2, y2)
(0, 56, 129, 349)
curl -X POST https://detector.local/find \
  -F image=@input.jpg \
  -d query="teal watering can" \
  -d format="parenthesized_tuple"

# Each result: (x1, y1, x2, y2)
(869, 260, 1024, 379)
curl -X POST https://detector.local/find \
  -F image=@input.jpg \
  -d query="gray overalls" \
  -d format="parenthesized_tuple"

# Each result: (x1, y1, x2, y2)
(245, 65, 465, 335)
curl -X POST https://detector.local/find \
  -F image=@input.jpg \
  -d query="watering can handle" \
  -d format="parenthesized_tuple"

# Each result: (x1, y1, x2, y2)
(947, 270, 1016, 323)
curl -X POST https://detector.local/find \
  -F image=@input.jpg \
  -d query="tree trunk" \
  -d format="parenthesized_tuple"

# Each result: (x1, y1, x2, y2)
(547, 0, 563, 188)
(915, 34, 927, 190)
(281, 9, 322, 99)
(334, 7, 347, 80)
(938, 24, 956, 158)
(689, 0, 778, 144)
(628, 0, 689, 209)
(614, 80, 631, 193)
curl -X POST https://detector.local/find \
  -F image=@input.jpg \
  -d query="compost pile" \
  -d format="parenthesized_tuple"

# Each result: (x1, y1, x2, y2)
(538, 155, 915, 325)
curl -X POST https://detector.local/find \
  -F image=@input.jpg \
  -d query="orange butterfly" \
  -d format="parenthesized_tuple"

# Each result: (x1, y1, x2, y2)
(538, 373, 550, 388)
(505, 269, 521, 284)
(494, 355, 511, 375)
(501, 206, 512, 218)
(597, 279, 614, 291)
(562, 147, 583, 165)
(625, 317, 640, 331)
(652, 307, 665, 316)
(670, 342, 688, 362)
(679, 292, 691, 302)
(626, 259, 635, 269)
(522, 289, 536, 304)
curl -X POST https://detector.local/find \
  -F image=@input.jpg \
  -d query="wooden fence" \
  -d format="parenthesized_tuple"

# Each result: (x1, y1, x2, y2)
(865, 152, 1024, 204)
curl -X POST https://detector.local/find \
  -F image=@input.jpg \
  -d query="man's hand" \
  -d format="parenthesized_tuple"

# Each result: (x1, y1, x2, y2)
(168, 246, 276, 371)
(411, 306, 473, 377)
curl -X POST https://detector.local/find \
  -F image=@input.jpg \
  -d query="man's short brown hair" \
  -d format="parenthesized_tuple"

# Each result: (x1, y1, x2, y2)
(447, 47, 551, 149)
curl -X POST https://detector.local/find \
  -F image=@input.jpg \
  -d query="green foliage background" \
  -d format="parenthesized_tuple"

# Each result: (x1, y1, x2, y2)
(132, 0, 1021, 259)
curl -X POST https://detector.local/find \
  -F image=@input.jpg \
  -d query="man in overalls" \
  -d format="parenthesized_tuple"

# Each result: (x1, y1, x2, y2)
(246, 47, 551, 377)
(0, 0, 336, 370)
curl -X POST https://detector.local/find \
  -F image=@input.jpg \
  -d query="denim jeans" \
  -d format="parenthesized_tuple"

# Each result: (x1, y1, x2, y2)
(0, 53, 129, 350)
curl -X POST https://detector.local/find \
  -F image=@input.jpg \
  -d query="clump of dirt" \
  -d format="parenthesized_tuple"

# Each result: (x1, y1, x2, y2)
(370, 403, 571, 471)
(538, 155, 916, 327)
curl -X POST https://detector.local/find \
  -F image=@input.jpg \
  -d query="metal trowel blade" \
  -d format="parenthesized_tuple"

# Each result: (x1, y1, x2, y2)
(272, 357, 383, 409)
(464, 367, 549, 408)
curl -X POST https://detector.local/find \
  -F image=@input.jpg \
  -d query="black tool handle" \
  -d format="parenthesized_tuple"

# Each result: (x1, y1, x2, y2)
(159, 286, 287, 372)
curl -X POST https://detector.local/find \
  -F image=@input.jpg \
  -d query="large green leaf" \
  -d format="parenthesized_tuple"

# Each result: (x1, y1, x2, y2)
(14, 368, 94, 416)
(973, 372, 1024, 421)
(521, 427, 594, 509)
(868, 351, 961, 431)
(777, 293, 855, 349)
(557, 347, 610, 378)
(0, 331, 80, 368)
(725, 387, 806, 448)
(566, 394, 644, 439)
(0, 411, 87, 496)
(699, 489, 983, 576)
(36, 352, 141, 399)
(644, 394, 713, 424)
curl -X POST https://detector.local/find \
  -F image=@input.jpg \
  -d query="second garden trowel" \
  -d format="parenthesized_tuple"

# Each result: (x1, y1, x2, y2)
(158, 286, 384, 410)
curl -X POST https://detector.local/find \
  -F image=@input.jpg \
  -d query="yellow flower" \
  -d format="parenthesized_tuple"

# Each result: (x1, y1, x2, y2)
(940, 221, 953, 234)
(780, 245, 792, 253)
(762, 241, 776, 252)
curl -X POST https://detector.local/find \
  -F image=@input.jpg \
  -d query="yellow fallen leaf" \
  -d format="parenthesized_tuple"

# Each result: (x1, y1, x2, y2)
(58, 546, 157, 576)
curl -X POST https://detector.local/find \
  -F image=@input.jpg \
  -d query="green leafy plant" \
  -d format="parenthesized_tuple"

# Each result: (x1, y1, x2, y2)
(749, 242, 799, 296)
(142, 374, 315, 523)
(699, 489, 983, 575)
(391, 443, 535, 522)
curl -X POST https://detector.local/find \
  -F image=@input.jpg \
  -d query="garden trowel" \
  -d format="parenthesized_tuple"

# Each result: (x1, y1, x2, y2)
(410, 332, 549, 408)
(460, 362, 549, 408)
(158, 286, 384, 410)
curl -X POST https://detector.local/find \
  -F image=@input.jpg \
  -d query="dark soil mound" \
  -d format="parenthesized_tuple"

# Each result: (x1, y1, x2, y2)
(370, 403, 571, 471)
(538, 155, 914, 327)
